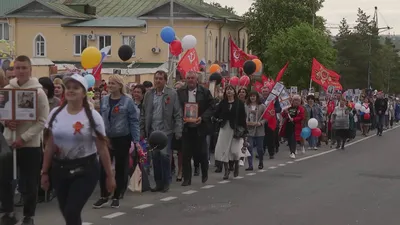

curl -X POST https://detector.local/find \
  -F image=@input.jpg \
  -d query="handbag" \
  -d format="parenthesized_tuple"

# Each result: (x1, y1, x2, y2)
(233, 101, 246, 139)
(128, 164, 150, 193)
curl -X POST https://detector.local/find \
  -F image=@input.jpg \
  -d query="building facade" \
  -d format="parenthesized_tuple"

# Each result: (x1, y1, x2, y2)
(0, 0, 248, 81)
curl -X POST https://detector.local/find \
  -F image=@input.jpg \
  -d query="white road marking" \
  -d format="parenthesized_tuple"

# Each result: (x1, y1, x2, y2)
(234, 176, 244, 179)
(269, 166, 277, 169)
(218, 180, 230, 184)
(201, 185, 215, 189)
(287, 161, 294, 164)
(160, 196, 177, 201)
(278, 164, 286, 167)
(295, 126, 399, 162)
(133, 204, 154, 209)
(246, 173, 256, 176)
(82, 223, 93, 225)
(182, 190, 198, 195)
(102, 212, 126, 219)
(258, 169, 267, 172)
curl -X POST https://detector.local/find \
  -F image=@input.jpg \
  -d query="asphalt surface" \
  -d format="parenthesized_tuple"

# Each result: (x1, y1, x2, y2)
(13, 126, 400, 225)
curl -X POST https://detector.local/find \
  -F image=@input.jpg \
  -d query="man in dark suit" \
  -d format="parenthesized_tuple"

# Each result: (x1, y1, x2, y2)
(177, 71, 214, 186)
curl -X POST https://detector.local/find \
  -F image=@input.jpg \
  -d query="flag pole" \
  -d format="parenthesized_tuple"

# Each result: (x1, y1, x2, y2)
(167, 0, 176, 88)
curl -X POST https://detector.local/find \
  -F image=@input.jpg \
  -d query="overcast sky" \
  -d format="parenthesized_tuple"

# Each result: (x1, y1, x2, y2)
(205, 0, 399, 35)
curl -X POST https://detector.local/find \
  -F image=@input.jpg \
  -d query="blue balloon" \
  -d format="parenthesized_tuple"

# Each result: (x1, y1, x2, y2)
(160, 26, 175, 43)
(85, 74, 95, 88)
(301, 127, 311, 139)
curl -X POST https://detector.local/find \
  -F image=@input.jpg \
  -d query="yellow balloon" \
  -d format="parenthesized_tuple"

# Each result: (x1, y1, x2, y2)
(81, 47, 102, 69)
(9, 61, 14, 67)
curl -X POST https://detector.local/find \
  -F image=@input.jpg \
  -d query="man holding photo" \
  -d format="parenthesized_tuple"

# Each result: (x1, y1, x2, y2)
(0, 55, 49, 225)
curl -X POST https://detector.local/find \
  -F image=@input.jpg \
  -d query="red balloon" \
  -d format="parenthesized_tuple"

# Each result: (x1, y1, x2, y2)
(311, 128, 322, 137)
(363, 113, 370, 120)
(169, 40, 182, 56)
(239, 75, 250, 86)
(230, 76, 239, 86)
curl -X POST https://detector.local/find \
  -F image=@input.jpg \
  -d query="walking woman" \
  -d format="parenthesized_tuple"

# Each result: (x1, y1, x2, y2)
(214, 85, 247, 179)
(304, 95, 324, 150)
(244, 91, 266, 170)
(53, 78, 65, 104)
(93, 75, 140, 208)
(360, 97, 372, 136)
(332, 98, 350, 149)
(280, 95, 305, 159)
(41, 74, 115, 225)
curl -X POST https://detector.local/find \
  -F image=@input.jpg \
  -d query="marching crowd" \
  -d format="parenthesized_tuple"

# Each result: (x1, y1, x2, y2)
(0, 55, 398, 225)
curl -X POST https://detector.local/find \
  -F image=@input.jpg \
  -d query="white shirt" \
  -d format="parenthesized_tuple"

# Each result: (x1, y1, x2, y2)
(46, 106, 106, 159)
(188, 89, 196, 103)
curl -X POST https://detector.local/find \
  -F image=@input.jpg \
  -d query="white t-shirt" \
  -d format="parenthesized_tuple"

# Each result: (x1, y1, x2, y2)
(45, 106, 106, 159)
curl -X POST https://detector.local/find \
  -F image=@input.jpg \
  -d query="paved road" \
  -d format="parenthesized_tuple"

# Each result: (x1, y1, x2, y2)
(15, 126, 400, 225)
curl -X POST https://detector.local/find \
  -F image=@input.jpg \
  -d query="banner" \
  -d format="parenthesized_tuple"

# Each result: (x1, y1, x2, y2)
(177, 48, 199, 78)
(229, 37, 257, 68)
(311, 58, 342, 90)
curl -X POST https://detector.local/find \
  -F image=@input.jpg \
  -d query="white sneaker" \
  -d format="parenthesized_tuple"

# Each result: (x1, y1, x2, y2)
(239, 160, 244, 166)
(313, 147, 318, 150)
(295, 150, 298, 154)
(302, 146, 306, 154)
(290, 153, 296, 159)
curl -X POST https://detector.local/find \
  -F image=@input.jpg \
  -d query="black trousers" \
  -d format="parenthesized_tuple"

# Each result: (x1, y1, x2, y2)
(182, 128, 208, 180)
(0, 147, 41, 217)
(52, 154, 99, 225)
(99, 135, 131, 199)
(264, 125, 276, 157)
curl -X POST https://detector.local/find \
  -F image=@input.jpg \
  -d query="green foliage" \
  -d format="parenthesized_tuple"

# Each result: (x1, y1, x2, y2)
(244, 0, 326, 70)
(208, 2, 236, 15)
(333, 8, 400, 92)
(265, 23, 336, 89)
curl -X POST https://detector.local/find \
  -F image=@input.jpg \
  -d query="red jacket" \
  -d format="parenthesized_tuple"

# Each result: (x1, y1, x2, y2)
(279, 105, 305, 141)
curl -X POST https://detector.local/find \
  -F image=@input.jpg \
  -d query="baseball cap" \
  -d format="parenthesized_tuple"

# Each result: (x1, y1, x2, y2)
(63, 73, 88, 91)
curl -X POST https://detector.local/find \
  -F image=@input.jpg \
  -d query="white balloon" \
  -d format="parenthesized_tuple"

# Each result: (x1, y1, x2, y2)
(365, 108, 370, 114)
(354, 103, 362, 110)
(181, 35, 197, 50)
(308, 118, 318, 129)
(360, 106, 366, 113)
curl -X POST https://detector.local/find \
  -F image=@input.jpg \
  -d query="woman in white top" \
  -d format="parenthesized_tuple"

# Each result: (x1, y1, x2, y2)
(40, 74, 115, 225)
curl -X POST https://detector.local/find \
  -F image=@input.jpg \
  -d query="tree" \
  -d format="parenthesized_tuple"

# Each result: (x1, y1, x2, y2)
(0, 40, 16, 58)
(265, 23, 336, 89)
(244, 0, 326, 69)
(209, 2, 236, 14)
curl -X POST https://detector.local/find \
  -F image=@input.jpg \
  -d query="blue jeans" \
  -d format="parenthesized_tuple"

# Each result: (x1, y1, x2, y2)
(377, 114, 385, 134)
(308, 136, 317, 148)
(152, 134, 173, 186)
(247, 136, 264, 168)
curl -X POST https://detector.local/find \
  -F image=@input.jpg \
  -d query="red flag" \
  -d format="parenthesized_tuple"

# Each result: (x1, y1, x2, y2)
(262, 100, 277, 130)
(311, 58, 341, 89)
(177, 48, 199, 78)
(253, 81, 263, 93)
(229, 37, 257, 68)
(92, 63, 102, 81)
(275, 62, 289, 82)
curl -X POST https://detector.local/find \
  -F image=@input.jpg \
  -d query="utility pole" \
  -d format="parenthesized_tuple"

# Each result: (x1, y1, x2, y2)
(167, 0, 176, 87)
(367, 6, 392, 89)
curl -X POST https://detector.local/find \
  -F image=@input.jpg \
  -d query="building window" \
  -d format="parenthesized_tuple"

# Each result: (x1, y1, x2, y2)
(74, 35, 87, 55)
(98, 35, 112, 55)
(122, 36, 136, 57)
(0, 23, 9, 40)
(34, 34, 46, 57)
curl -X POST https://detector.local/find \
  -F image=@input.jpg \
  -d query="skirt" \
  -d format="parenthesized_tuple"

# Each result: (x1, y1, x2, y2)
(214, 123, 244, 163)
